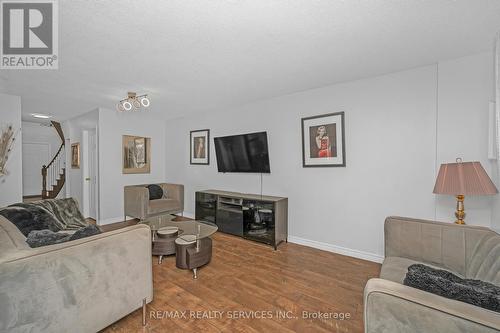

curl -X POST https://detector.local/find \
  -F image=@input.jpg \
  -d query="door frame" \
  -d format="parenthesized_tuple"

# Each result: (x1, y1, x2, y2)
(82, 128, 99, 220)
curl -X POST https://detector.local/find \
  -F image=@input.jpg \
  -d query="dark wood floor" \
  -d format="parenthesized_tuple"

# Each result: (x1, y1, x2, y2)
(102, 218, 381, 332)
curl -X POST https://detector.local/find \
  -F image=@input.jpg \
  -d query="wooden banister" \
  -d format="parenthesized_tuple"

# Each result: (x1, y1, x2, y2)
(51, 121, 65, 142)
(41, 122, 66, 199)
(46, 143, 64, 170)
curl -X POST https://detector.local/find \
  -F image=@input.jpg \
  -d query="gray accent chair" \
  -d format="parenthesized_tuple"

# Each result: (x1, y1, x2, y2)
(0, 215, 153, 332)
(124, 183, 184, 220)
(364, 216, 500, 333)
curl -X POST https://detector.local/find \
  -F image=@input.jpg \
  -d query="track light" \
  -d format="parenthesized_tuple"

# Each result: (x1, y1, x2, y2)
(122, 101, 133, 111)
(140, 96, 150, 107)
(116, 92, 150, 112)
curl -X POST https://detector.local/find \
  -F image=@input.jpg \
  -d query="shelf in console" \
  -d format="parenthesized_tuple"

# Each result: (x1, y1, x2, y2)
(195, 189, 288, 250)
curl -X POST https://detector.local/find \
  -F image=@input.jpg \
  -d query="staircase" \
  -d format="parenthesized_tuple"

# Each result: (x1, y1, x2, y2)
(42, 121, 66, 199)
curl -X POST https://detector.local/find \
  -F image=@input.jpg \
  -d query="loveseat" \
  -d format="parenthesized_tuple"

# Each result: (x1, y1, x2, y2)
(124, 183, 184, 220)
(364, 216, 500, 332)
(0, 199, 153, 332)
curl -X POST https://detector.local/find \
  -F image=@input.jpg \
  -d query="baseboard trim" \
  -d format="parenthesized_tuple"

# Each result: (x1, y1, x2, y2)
(288, 235, 384, 263)
(182, 211, 195, 219)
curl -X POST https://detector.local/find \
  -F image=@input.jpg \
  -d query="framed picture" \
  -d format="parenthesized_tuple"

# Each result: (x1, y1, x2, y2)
(123, 135, 151, 174)
(71, 143, 80, 169)
(301, 112, 346, 167)
(190, 129, 210, 165)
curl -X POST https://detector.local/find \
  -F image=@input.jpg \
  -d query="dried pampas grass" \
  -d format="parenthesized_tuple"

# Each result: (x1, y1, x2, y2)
(0, 124, 17, 176)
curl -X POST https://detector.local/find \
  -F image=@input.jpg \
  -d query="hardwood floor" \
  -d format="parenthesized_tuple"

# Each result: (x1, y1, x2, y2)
(97, 218, 138, 232)
(102, 220, 380, 333)
(22, 195, 42, 203)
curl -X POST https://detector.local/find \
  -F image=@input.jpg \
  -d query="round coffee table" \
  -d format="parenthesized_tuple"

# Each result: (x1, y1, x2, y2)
(140, 215, 218, 277)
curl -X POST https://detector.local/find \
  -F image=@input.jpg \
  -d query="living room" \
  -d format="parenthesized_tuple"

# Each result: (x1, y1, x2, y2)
(0, 1, 499, 332)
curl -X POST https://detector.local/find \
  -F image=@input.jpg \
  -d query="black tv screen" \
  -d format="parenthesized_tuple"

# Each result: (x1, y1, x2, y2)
(214, 132, 270, 173)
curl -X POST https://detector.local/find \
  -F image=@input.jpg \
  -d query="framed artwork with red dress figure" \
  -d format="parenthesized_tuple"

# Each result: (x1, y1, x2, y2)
(301, 112, 345, 167)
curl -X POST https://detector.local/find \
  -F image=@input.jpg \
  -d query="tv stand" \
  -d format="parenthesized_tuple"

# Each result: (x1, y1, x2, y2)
(195, 190, 288, 249)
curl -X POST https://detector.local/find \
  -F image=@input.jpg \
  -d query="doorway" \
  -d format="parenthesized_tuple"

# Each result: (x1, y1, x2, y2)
(82, 129, 98, 220)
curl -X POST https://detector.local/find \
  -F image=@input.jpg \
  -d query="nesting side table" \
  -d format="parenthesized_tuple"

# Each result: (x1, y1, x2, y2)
(175, 236, 213, 279)
(140, 216, 218, 278)
(152, 226, 178, 264)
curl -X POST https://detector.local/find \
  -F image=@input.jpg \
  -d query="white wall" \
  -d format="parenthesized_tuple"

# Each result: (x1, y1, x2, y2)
(435, 53, 495, 227)
(0, 93, 22, 207)
(98, 108, 166, 224)
(21, 121, 61, 196)
(64, 109, 99, 213)
(22, 121, 61, 153)
(164, 52, 495, 262)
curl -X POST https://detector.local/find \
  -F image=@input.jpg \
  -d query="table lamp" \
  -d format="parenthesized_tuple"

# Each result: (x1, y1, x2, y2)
(433, 158, 497, 224)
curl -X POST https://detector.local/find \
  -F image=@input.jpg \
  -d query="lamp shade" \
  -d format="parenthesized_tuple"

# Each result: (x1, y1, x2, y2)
(433, 160, 498, 196)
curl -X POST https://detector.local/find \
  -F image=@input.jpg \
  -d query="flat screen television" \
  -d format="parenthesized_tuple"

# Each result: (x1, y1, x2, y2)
(214, 132, 270, 173)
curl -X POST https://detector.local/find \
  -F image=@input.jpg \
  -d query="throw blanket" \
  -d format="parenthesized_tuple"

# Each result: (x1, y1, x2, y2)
(13, 198, 87, 230)
(26, 225, 101, 248)
(0, 205, 60, 236)
(404, 264, 500, 312)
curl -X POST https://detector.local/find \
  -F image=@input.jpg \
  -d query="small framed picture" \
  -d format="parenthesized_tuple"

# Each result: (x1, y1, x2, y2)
(190, 129, 210, 165)
(71, 143, 80, 169)
(301, 112, 346, 167)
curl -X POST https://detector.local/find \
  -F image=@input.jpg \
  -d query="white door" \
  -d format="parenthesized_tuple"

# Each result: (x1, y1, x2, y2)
(88, 129, 97, 219)
(22, 143, 50, 196)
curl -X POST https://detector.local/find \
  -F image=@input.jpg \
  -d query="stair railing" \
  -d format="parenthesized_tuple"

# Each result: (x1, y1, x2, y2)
(42, 142, 65, 199)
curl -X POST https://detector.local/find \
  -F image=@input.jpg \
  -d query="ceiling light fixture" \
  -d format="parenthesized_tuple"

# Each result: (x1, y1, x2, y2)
(31, 113, 52, 119)
(117, 92, 150, 112)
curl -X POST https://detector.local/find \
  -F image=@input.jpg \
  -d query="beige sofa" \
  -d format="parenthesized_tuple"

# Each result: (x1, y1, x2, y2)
(124, 183, 184, 220)
(0, 216, 153, 333)
(364, 216, 500, 333)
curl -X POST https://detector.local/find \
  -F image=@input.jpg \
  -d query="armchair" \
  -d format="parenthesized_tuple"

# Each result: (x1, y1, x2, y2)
(124, 183, 184, 220)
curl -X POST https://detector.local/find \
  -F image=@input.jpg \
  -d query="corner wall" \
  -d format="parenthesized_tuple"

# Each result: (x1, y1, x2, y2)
(164, 52, 495, 262)
(0, 93, 22, 207)
(435, 53, 494, 227)
(98, 108, 166, 224)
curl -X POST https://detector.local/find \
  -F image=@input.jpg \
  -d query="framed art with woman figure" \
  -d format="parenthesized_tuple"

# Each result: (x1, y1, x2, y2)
(190, 129, 210, 165)
(301, 112, 345, 167)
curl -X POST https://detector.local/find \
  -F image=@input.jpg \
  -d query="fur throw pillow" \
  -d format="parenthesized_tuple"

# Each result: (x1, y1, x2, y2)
(404, 264, 500, 312)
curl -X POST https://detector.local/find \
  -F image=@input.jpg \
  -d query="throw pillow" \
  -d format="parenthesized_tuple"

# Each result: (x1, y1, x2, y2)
(26, 229, 70, 248)
(404, 264, 500, 312)
(147, 184, 163, 200)
(0, 207, 50, 237)
(69, 224, 101, 241)
(9, 203, 63, 231)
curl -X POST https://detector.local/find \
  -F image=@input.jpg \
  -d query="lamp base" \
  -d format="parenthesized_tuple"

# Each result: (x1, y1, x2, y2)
(454, 195, 466, 225)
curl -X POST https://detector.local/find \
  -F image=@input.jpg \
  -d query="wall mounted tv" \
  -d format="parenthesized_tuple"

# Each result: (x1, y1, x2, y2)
(214, 131, 271, 173)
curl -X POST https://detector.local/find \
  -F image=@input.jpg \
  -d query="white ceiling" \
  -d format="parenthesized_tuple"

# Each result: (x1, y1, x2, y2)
(2, 0, 500, 122)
